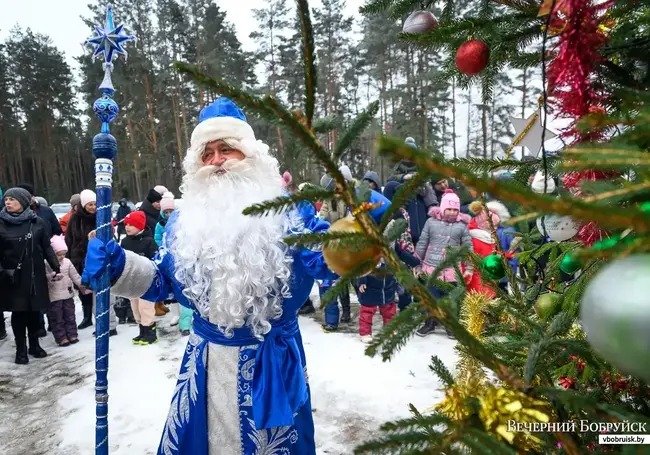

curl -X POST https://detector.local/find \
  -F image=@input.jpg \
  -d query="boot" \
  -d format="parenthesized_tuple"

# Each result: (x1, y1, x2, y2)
(322, 323, 338, 333)
(416, 319, 438, 337)
(169, 303, 180, 326)
(154, 302, 168, 317)
(78, 302, 93, 330)
(298, 299, 315, 315)
(28, 335, 48, 358)
(132, 324, 144, 344)
(339, 292, 351, 323)
(135, 324, 158, 345)
(15, 335, 28, 364)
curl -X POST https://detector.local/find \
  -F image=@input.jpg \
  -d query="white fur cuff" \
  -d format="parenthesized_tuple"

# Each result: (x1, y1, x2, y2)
(111, 250, 157, 299)
(190, 117, 256, 153)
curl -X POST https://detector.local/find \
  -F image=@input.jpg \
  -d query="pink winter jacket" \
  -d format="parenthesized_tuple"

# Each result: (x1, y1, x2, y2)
(45, 257, 84, 302)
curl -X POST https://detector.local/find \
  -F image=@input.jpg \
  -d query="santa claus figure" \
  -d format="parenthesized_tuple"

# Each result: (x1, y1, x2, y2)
(82, 97, 388, 454)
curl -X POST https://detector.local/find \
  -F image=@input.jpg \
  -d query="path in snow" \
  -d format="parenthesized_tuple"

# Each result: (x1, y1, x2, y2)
(0, 288, 458, 454)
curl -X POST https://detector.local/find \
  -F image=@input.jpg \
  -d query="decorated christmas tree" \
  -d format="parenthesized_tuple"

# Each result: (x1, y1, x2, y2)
(176, 0, 650, 453)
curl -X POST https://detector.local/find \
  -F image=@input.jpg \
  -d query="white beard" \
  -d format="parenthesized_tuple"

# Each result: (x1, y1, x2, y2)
(169, 154, 292, 339)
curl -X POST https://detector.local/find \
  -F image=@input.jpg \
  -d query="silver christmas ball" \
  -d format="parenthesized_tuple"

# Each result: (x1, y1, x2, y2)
(536, 215, 581, 242)
(581, 255, 650, 382)
(402, 10, 438, 34)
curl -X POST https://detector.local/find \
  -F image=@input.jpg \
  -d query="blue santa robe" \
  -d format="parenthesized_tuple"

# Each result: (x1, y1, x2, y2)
(107, 191, 389, 455)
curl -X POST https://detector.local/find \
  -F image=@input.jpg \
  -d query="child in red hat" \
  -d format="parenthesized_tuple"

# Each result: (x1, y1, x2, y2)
(120, 211, 159, 345)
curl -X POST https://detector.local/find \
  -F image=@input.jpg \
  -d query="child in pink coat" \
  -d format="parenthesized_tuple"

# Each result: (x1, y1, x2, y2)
(45, 235, 89, 346)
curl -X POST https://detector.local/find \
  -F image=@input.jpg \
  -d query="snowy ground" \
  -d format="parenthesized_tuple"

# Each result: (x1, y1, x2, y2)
(0, 287, 458, 455)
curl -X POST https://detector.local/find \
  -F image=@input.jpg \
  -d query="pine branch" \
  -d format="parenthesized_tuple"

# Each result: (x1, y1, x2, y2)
(463, 428, 518, 455)
(384, 218, 408, 242)
(364, 303, 425, 361)
(377, 137, 650, 234)
(174, 62, 278, 121)
(424, 245, 471, 288)
(242, 189, 335, 217)
(333, 101, 379, 162)
(359, 0, 398, 15)
(284, 231, 374, 251)
(379, 171, 430, 231)
(430, 355, 455, 387)
(296, 0, 317, 129)
(379, 411, 452, 433)
(320, 258, 377, 305)
(312, 115, 339, 133)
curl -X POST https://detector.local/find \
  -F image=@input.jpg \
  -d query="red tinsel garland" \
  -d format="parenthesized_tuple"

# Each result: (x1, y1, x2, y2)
(546, 0, 614, 244)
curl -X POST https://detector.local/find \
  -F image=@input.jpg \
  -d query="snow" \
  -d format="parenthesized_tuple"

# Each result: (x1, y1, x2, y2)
(0, 288, 458, 455)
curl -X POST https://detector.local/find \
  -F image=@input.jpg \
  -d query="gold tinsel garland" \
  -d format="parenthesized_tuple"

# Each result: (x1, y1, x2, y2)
(455, 291, 492, 384)
(433, 292, 552, 451)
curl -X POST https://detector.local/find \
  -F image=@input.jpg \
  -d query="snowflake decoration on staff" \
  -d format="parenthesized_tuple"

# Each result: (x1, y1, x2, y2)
(85, 5, 136, 64)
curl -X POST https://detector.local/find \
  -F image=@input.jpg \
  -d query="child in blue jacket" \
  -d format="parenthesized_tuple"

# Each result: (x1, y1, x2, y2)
(355, 244, 420, 343)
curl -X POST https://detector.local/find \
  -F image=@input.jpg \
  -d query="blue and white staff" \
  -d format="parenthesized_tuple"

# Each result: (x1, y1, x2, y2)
(83, 5, 135, 454)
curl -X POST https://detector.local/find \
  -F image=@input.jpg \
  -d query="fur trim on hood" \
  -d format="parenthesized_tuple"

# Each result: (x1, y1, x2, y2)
(428, 206, 471, 224)
(485, 200, 511, 222)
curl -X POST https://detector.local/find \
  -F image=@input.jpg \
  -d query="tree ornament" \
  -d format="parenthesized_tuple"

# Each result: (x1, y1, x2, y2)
(536, 215, 581, 242)
(510, 110, 557, 157)
(581, 255, 650, 382)
(402, 10, 438, 34)
(559, 253, 581, 274)
(322, 216, 381, 277)
(455, 39, 490, 75)
(535, 292, 562, 320)
(481, 253, 505, 280)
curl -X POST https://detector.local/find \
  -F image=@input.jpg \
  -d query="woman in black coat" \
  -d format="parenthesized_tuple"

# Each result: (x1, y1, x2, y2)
(65, 189, 97, 330)
(0, 187, 60, 364)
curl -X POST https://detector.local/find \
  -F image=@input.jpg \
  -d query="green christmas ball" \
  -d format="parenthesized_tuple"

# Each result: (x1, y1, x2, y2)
(481, 253, 505, 280)
(535, 293, 562, 320)
(559, 253, 581, 275)
(581, 255, 650, 382)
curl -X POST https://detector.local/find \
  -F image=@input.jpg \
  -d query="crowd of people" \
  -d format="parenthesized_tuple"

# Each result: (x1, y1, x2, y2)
(0, 136, 550, 363)
(0, 183, 189, 364)
(294, 137, 528, 342)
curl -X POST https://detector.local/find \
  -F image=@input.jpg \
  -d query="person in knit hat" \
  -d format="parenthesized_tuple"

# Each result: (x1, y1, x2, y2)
(415, 189, 473, 338)
(45, 235, 89, 346)
(155, 192, 175, 246)
(120, 211, 159, 345)
(59, 193, 80, 235)
(140, 187, 165, 233)
(17, 183, 62, 238)
(82, 96, 389, 453)
(65, 189, 97, 330)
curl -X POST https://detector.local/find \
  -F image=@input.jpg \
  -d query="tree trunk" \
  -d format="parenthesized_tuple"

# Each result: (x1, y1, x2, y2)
(143, 73, 160, 181)
(172, 92, 184, 164)
(466, 89, 472, 157)
(127, 119, 143, 199)
(452, 78, 457, 159)
(482, 107, 488, 159)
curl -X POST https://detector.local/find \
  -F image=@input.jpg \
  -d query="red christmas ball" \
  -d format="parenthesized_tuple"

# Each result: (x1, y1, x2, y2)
(455, 40, 490, 75)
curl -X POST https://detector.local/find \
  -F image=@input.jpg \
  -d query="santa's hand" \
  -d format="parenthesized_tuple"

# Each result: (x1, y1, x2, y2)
(82, 238, 126, 291)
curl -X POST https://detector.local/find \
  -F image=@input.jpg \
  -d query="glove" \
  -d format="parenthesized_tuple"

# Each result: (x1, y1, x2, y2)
(82, 238, 126, 291)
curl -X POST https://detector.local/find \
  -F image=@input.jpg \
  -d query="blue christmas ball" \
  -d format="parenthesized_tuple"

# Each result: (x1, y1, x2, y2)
(93, 94, 119, 125)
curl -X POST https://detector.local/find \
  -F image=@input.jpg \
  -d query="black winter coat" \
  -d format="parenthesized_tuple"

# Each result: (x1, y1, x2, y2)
(115, 200, 132, 235)
(65, 207, 96, 274)
(0, 216, 60, 312)
(120, 229, 158, 259)
(34, 205, 63, 238)
(139, 199, 160, 233)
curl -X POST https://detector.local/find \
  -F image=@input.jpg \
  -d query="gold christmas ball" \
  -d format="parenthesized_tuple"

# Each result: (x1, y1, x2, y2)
(322, 216, 381, 276)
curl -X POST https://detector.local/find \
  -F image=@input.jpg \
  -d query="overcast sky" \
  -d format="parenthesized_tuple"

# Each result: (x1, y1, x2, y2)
(0, 0, 366, 71)
(0, 0, 561, 158)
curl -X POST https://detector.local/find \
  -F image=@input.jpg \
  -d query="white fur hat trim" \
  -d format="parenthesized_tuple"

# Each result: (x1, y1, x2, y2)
(190, 116, 256, 156)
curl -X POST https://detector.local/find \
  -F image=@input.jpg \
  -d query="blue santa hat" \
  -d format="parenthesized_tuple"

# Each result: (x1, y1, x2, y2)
(190, 97, 258, 157)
